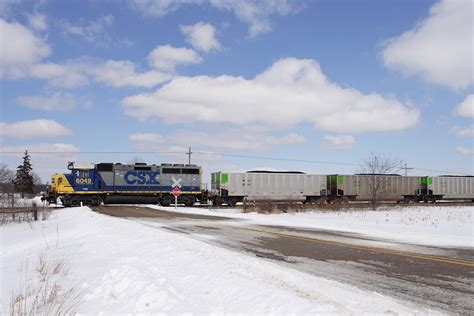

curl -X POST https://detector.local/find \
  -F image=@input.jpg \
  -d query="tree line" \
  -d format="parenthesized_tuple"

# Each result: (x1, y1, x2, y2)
(0, 151, 43, 197)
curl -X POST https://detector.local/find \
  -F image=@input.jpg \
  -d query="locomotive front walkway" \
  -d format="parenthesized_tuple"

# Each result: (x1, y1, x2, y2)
(93, 205, 474, 314)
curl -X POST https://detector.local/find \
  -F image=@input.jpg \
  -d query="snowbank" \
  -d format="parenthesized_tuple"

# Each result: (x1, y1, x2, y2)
(148, 205, 474, 248)
(1, 207, 437, 314)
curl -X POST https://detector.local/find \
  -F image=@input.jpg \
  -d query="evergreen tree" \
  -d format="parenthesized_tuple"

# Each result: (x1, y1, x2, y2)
(14, 150, 34, 197)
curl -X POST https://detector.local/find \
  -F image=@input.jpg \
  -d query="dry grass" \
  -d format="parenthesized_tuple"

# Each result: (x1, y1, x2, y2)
(0, 208, 53, 225)
(241, 200, 395, 214)
(1, 196, 53, 225)
(243, 201, 306, 214)
(9, 252, 83, 315)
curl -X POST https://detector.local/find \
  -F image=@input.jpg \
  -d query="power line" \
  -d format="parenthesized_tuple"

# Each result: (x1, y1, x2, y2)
(0, 150, 470, 175)
(193, 151, 468, 175)
(194, 151, 363, 167)
(1, 151, 185, 154)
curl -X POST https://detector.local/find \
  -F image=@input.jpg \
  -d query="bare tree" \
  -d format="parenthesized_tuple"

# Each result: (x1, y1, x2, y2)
(0, 164, 14, 183)
(358, 154, 402, 210)
(31, 172, 43, 185)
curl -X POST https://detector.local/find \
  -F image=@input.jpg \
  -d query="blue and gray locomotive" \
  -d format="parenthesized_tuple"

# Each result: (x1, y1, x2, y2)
(44, 162, 204, 207)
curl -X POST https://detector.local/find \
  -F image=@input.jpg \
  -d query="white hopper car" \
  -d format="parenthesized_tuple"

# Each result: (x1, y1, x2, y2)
(327, 174, 423, 201)
(427, 176, 474, 201)
(211, 171, 327, 205)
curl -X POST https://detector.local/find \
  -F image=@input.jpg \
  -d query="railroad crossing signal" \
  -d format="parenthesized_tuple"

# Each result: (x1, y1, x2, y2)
(171, 187, 181, 209)
(172, 187, 182, 197)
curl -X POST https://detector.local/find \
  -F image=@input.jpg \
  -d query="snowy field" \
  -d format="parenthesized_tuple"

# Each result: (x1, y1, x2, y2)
(1, 206, 463, 314)
(148, 205, 474, 248)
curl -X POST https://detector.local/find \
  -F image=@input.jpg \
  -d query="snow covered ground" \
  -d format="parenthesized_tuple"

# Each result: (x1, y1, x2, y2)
(0, 206, 450, 314)
(147, 205, 474, 248)
(0, 194, 49, 208)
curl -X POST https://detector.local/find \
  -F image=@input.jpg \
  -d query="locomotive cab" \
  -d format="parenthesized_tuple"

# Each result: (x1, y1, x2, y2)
(43, 173, 73, 204)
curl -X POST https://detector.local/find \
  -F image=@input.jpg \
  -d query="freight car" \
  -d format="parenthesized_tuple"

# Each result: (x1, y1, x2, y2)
(424, 176, 474, 201)
(43, 162, 204, 207)
(210, 171, 327, 205)
(327, 174, 424, 202)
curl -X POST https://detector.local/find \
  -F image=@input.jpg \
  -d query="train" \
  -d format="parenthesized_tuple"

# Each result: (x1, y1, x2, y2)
(43, 162, 474, 207)
(212, 172, 474, 205)
(44, 162, 205, 207)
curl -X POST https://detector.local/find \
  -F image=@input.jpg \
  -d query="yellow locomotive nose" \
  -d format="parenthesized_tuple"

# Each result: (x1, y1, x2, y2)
(50, 173, 74, 194)
(44, 173, 75, 204)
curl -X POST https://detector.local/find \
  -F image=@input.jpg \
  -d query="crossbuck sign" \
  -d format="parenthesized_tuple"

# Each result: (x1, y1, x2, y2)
(171, 177, 182, 188)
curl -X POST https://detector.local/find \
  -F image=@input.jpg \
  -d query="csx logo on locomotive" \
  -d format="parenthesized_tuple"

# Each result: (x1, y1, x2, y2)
(124, 171, 160, 185)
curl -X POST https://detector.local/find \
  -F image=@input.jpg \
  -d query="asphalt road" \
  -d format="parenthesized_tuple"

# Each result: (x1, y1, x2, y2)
(93, 205, 474, 314)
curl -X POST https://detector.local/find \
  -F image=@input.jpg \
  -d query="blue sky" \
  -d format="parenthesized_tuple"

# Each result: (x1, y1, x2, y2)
(0, 0, 473, 182)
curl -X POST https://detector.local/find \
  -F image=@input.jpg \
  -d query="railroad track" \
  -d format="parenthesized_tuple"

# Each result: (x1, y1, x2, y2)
(23, 201, 472, 210)
(160, 201, 474, 209)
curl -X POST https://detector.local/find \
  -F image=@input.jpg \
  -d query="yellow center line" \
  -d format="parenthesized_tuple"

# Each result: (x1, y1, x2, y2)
(240, 227, 474, 268)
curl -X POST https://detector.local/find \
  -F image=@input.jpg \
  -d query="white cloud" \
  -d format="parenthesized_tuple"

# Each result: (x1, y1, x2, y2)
(170, 130, 305, 151)
(453, 125, 474, 138)
(129, 133, 165, 148)
(129, 0, 296, 37)
(0, 20, 190, 89)
(128, 128, 303, 152)
(0, 143, 80, 181)
(180, 22, 221, 52)
(0, 19, 89, 87)
(123, 58, 419, 133)
(0, 119, 72, 139)
(29, 62, 90, 88)
(0, 18, 51, 78)
(148, 45, 202, 72)
(90, 60, 172, 88)
(210, 0, 297, 37)
(29, 59, 169, 89)
(455, 146, 473, 156)
(456, 94, 474, 118)
(61, 15, 114, 43)
(129, 0, 188, 17)
(381, 0, 474, 90)
(17, 92, 78, 111)
(323, 135, 356, 149)
(27, 13, 47, 31)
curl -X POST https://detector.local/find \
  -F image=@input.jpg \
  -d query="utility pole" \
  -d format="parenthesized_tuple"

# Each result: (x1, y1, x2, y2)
(401, 163, 413, 176)
(186, 147, 192, 165)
